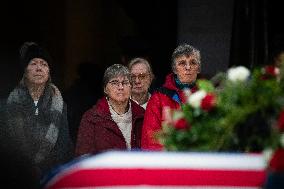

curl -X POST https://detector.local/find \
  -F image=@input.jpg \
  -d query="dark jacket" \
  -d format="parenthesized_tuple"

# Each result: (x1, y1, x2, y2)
(141, 73, 197, 150)
(0, 97, 39, 189)
(4, 81, 74, 181)
(75, 97, 145, 156)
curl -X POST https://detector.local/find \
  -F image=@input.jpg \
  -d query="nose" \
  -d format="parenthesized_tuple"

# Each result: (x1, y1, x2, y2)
(185, 62, 191, 70)
(117, 82, 124, 89)
(36, 64, 43, 71)
(134, 76, 141, 83)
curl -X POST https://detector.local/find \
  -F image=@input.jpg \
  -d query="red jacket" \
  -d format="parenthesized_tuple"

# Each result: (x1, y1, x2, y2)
(75, 97, 144, 156)
(141, 73, 196, 150)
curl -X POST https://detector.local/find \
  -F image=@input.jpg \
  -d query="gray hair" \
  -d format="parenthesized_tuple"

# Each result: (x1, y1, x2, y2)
(171, 43, 201, 72)
(128, 57, 154, 78)
(103, 64, 131, 88)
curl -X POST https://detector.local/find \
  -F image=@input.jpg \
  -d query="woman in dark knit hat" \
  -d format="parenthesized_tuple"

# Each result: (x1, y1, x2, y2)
(2, 42, 73, 187)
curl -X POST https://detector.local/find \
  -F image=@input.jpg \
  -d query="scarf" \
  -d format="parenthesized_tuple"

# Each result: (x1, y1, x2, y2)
(174, 74, 195, 90)
(6, 79, 64, 165)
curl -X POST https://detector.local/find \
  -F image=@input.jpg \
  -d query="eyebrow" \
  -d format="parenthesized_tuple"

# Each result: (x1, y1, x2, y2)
(177, 60, 186, 64)
(131, 73, 148, 75)
(109, 79, 119, 82)
(109, 79, 129, 82)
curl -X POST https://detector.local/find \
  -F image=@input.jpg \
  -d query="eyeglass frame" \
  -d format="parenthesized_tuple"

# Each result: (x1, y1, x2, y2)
(176, 59, 199, 69)
(108, 79, 131, 88)
(130, 73, 150, 81)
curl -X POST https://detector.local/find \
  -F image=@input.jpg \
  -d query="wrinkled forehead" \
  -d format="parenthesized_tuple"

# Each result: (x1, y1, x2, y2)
(29, 57, 48, 64)
(174, 54, 198, 63)
(130, 62, 149, 74)
(109, 75, 129, 82)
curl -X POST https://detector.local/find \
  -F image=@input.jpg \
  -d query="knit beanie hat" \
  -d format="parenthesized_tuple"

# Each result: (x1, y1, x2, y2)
(19, 42, 52, 70)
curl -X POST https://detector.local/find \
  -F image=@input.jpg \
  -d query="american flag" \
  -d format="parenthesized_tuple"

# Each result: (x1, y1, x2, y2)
(44, 151, 266, 189)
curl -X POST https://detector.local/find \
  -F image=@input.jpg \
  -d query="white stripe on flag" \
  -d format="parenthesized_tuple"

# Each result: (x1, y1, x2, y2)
(78, 151, 265, 170)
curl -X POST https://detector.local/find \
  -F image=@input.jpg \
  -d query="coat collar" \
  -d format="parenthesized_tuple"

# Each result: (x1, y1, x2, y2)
(163, 73, 198, 93)
(7, 82, 64, 114)
(163, 73, 178, 91)
(94, 97, 144, 121)
(91, 97, 144, 142)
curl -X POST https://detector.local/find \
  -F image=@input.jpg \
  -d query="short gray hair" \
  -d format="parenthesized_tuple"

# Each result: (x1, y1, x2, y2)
(128, 57, 154, 78)
(103, 64, 131, 88)
(171, 43, 201, 72)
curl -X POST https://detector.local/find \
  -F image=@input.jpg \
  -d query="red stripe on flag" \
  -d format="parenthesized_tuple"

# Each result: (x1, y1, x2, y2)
(47, 168, 266, 189)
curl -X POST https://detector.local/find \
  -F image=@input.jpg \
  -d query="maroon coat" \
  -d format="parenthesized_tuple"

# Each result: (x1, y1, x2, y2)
(75, 97, 144, 156)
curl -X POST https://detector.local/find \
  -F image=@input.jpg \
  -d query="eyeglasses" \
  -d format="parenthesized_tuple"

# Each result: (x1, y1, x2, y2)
(131, 73, 150, 81)
(176, 60, 199, 69)
(108, 80, 131, 88)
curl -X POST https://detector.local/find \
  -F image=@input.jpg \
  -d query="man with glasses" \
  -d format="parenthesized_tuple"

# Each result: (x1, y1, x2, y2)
(128, 58, 154, 109)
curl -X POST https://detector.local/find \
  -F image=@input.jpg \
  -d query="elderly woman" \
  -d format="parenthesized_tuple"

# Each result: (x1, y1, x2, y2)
(3, 42, 73, 182)
(142, 43, 201, 150)
(75, 64, 145, 156)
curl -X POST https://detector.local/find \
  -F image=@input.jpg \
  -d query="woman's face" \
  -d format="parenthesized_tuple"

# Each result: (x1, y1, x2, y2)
(25, 58, 49, 86)
(174, 55, 200, 84)
(104, 75, 131, 104)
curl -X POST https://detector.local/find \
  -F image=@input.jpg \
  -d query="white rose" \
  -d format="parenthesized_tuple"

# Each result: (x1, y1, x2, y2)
(188, 90, 206, 108)
(183, 89, 192, 99)
(227, 66, 250, 82)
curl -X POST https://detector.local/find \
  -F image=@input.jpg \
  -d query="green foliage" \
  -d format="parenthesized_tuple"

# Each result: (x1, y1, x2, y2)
(159, 66, 284, 152)
(197, 79, 215, 92)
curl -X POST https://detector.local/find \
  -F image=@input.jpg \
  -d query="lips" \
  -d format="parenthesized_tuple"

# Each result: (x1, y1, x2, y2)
(184, 72, 192, 75)
(133, 86, 142, 89)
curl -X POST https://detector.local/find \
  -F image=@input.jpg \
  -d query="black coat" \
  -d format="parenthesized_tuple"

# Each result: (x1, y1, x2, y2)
(3, 82, 74, 184)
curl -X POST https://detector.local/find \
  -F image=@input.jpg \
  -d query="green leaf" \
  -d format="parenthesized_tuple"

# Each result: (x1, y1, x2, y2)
(197, 79, 215, 92)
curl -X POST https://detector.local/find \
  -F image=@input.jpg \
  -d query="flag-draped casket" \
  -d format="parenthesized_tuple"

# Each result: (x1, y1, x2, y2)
(44, 151, 266, 189)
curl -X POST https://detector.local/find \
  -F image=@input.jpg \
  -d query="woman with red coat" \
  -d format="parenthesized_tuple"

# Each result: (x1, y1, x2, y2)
(142, 43, 201, 150)
(76, 64, 145, 156)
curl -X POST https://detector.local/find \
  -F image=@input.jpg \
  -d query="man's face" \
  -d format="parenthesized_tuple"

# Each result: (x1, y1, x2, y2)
(130, 63, 152, 95)
(25, 58, 49, 85)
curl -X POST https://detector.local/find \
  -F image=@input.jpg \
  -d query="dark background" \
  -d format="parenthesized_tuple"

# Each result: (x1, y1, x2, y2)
(0, 0, 284, 98)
